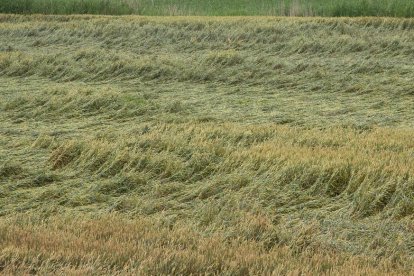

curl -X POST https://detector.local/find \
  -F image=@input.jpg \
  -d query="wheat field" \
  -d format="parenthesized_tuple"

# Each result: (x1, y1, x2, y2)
(1, 15, 414, 274)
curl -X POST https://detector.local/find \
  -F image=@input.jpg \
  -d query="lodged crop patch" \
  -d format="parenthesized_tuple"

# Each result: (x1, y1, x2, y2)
(1, 15, 414, 274)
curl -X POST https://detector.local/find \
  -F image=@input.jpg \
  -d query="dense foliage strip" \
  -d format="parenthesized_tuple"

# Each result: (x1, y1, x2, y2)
(1, 0, 414, 17)
(1, 15, 414, 274)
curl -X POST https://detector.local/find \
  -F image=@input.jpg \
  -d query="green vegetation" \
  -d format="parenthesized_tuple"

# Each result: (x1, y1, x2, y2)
(1, 15, 414, 274)
(1, 0, 414, 17)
